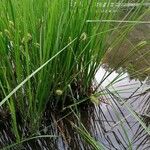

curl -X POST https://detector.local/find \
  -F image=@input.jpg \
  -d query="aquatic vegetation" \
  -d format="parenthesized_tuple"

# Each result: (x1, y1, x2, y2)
(0, 0, 149, 149)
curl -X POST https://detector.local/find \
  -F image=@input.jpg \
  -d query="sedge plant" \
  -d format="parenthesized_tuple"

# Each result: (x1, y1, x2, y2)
(0, 0, 148, 146)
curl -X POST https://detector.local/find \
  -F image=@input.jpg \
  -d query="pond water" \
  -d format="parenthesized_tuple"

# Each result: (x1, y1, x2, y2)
(103, 14, 150, 81)
(92, 15, 150, 149)
(1, 67, 149, 149)
(94, 67, 150, 150)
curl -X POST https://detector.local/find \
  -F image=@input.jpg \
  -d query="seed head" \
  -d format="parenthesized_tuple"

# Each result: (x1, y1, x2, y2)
(22, 33, 32, 43)
(27, 33, 32, 40)
(90, 95, 99, 105)
(4, 29, 11, 39)
(80, 32, 87, 41)
(9, 21, 14, 28)
(55, 89, 63, 96)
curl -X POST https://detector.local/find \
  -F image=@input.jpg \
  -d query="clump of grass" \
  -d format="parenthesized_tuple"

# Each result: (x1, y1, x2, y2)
(0, 0, 147, 146)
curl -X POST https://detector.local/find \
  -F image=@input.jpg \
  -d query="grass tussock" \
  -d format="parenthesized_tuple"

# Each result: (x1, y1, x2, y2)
(0, 0, 148, 147)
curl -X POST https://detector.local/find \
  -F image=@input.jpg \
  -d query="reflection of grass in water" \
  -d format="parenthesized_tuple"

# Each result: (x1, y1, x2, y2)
(0, 0, 149, 149)
(3, 91, 149, 149)
(103, 14, 150, 81)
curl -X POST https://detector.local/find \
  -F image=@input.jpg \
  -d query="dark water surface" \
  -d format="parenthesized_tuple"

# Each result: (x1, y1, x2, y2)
(1, 68, 149, 150)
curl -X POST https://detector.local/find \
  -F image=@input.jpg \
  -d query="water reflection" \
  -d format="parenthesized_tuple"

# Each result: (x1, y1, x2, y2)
(94, 67, 150, 149)
(103, 15, 150, 81)
(0, 65, 150, 149)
